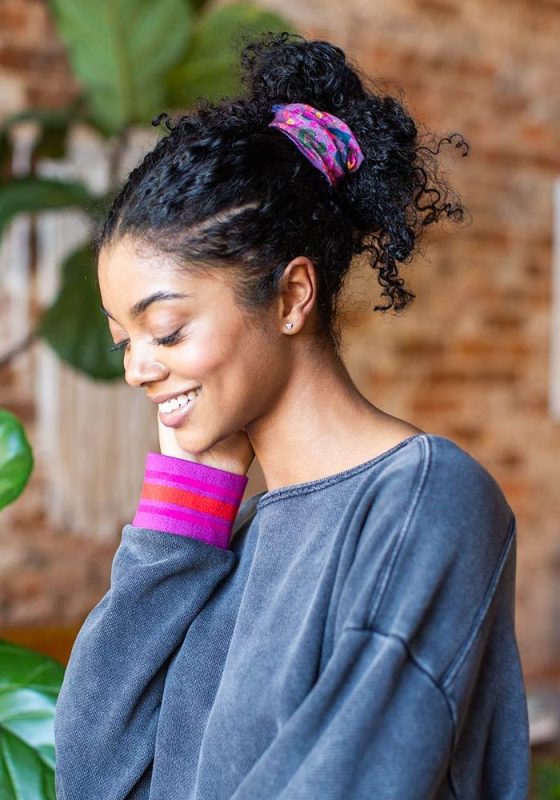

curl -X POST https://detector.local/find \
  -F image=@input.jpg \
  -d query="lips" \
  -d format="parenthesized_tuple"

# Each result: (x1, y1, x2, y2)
(149, 387, 201, 405)
(158, 392, 198, 428)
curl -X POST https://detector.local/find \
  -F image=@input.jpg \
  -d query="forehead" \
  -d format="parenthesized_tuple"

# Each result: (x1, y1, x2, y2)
(97, 237, 234, 316)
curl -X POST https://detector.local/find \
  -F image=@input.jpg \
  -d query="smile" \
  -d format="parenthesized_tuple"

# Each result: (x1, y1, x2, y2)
(158, 390, 199, 428)
(158, 389, 199, 414)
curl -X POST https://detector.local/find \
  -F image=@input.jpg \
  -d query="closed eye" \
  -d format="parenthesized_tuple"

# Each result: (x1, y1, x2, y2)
(107, 328, 184, 353)
(155, 328, 184, 346)
(108, 339, 129, 353)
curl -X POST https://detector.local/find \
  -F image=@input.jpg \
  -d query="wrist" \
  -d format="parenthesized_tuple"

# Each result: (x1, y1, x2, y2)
(132, 452, 249, 548)
(159, 451, 250, 478)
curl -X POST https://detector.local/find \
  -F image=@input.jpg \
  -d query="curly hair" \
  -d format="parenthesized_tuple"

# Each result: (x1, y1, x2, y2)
(94, 31, 469, 351)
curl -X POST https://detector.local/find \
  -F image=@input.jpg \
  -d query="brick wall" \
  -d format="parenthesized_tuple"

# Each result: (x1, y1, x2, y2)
(0, 0, 78, 112)
(1, 0, 559, 678)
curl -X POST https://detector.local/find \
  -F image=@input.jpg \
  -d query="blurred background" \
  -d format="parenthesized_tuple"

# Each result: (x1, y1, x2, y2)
(0, 0, 559, 796)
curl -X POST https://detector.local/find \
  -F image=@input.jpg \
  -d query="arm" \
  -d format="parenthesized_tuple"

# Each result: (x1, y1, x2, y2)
(54, 452, 248, 800)
(230, 625, 454, 800)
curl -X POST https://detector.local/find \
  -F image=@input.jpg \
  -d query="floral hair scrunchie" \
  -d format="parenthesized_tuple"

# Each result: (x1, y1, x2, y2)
(268, 102, 364, 188)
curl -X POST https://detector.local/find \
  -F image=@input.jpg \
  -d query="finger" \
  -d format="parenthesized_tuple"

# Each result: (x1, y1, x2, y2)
(157, 408, 190, 459)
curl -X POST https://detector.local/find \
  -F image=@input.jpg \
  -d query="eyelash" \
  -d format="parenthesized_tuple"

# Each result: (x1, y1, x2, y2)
(108, 328, 184, 353)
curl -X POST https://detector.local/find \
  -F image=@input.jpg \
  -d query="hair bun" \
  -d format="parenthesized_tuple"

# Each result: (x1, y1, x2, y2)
(239, 32, 367, 115)
(98, 29, 468, 345)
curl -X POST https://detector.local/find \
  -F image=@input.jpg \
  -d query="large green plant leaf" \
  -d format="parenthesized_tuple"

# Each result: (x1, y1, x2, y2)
(50, 0, 194, 134)
(37, 243, 124, 380)
(166, 4, 293, 108)
(0, 640, 64, 799)
(0, 177, 96, 240)
(0, 410, 33, 511)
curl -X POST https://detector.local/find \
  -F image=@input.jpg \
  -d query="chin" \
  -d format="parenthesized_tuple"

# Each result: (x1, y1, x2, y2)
(173, 429, 205, 455)
(174, 426, 223, 457)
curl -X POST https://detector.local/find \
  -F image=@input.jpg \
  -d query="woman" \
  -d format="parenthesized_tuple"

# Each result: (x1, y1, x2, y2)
(54, 32, 530, 799)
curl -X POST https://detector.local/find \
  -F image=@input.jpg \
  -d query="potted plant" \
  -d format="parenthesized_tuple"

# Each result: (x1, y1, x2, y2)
(0, 408, 66, 798)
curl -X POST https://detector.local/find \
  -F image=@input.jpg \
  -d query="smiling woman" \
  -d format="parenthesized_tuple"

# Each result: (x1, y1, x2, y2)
(53, 30, 530, 800)
(96, 236, 279, 469)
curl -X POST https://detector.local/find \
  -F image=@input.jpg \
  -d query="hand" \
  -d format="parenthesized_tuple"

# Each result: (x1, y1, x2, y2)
(157, 411, 255, 476)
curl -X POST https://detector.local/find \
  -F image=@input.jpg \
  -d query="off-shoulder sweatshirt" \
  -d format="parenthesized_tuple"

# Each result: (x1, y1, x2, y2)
(53, 432, 530, 799)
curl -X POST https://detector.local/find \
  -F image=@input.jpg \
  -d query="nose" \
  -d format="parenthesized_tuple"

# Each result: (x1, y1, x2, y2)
(124, 346, 169, 389)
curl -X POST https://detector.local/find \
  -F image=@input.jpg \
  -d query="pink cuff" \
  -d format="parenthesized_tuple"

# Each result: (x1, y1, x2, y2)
(132, 452, 249, 549)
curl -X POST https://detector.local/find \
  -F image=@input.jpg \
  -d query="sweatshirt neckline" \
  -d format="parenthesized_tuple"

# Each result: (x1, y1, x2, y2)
(255, 432, 427, 510)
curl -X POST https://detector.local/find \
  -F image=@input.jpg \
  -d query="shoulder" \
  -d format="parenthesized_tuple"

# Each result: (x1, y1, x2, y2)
(340, 433, 517, 675)
(377, 432, 516, 584)
(368, 432, 514, 542)
(407, 432, 514, 530)
(387, 433, 516, 602)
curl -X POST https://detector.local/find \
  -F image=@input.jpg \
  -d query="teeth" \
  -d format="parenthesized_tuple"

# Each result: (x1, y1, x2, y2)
(159, 389, 198, 414)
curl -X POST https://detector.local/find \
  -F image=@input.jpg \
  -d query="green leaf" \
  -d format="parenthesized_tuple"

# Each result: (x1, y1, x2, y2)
(532, 757, 560, 799)
(36, 243, 125, 380)
(0, 410, 33, 511)
(166, 4, 294, 108)
(50, 0, 195, 134)
(0, 640, 64, 799)
(0, 177, 96, 240)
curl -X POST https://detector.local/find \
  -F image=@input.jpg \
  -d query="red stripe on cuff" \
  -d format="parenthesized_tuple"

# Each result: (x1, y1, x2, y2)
(132, 452, 249, 548)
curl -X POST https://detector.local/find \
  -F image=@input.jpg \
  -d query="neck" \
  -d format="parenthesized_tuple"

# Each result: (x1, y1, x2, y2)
(244, 341, 397, 491)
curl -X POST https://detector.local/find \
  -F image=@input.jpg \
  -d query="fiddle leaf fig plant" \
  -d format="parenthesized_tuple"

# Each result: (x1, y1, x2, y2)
(50, 0, 195, 135)
(165, 2, 292, 106)
(0, 0, 293, 380)
(0, 640, 64, 799)
(37, 244, 124, 379)
(0, 409, 33, 510)
(0, 414, 64, 798)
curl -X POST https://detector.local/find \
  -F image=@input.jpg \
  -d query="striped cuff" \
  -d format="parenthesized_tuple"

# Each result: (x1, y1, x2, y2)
(132, 452, 249, 549)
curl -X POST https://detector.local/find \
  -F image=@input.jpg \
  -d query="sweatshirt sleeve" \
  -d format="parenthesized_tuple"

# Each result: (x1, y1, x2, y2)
(228, 625, 455, 800)
(54, 452, 248, 800)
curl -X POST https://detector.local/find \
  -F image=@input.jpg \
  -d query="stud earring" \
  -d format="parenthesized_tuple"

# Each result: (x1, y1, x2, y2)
(285, 322, 294, 330)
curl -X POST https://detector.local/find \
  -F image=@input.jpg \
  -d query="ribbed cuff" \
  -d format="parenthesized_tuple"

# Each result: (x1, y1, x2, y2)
(132, 452, 249, 549)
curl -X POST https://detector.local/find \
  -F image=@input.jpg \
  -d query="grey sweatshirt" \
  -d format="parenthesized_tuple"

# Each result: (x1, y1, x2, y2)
(53, 432, 530, 799)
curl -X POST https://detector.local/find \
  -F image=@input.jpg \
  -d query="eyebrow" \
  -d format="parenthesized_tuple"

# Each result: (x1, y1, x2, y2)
(100, 291, 190, 321)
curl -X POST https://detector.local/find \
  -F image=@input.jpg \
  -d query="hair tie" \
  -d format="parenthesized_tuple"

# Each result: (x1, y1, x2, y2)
(268, 102, 364, 188)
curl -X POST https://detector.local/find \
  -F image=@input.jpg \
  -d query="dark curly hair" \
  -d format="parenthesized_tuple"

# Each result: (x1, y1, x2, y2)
(94, 31, 469, 351)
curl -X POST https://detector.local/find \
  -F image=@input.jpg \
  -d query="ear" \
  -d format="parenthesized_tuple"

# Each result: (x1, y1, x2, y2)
(276, 256, 317, 334)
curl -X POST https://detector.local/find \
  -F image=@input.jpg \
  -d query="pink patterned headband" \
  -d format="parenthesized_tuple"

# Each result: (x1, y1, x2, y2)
(268, 102, 364, 188)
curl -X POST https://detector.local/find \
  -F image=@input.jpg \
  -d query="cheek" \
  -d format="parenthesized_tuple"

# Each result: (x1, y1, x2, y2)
(176, 324, 241, 378)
